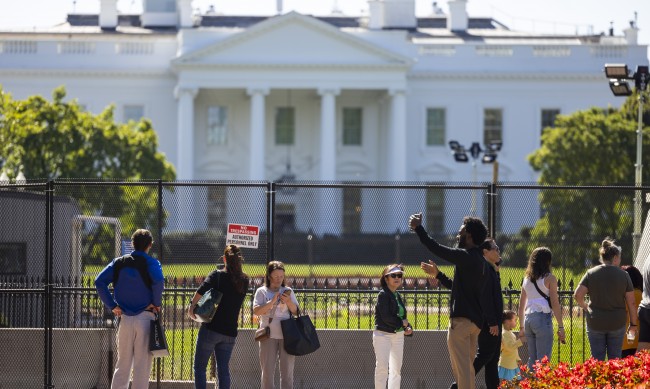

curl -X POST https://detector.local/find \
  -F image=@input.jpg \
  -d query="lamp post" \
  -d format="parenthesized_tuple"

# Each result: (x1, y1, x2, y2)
(448, 140, 502, 215)
(604, 64, 650, 258)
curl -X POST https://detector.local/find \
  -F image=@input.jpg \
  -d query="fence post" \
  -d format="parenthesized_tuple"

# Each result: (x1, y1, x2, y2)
(157, 180, 163, 388)
(268, 182, 275, 263)
(44, 179, 54, 388)
(487, 183, 496, 236)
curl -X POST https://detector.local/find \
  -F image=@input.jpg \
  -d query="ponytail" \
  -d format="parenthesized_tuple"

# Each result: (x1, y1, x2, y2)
(223, 244, 248, 294)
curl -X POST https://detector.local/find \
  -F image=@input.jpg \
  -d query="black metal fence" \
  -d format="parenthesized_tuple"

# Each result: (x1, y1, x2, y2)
(0, 180, 646, 387)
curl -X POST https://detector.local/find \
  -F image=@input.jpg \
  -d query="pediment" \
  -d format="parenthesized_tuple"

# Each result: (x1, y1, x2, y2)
(174, 12, 412, 69)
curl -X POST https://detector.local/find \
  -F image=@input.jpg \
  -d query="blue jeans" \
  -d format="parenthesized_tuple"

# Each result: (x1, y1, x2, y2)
(587, 325, 626, 361)
(194, 326, 236, 389)
(524, 312, 553, 371)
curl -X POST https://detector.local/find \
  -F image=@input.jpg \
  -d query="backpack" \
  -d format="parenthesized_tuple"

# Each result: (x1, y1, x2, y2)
(112, 254, 153, 290)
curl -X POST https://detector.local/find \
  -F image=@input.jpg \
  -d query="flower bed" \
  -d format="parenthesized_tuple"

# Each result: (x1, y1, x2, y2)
(499, 351, 650, 388)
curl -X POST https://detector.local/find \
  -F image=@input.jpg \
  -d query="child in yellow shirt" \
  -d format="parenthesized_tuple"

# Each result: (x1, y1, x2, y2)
(498, 310, 525, 382)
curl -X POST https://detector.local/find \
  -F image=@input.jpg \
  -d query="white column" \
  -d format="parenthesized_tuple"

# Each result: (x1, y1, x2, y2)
(318, 88, 340, 181)
(386, 89, 407, 233)
(174, 86, 198, 232)
(387, 89, 407, 181)
(175, 86, 198, 180)
(247, 88, 269, 180)
(317, 88, 341, 236)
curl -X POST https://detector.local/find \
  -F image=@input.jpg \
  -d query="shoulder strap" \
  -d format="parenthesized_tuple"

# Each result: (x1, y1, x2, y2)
(532, 278, 552, 308)
(267, 289, 282, 323)
(113, 254, 153, 290)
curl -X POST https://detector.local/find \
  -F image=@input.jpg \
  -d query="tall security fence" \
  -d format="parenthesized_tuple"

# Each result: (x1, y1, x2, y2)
(0, 180, 647, 388)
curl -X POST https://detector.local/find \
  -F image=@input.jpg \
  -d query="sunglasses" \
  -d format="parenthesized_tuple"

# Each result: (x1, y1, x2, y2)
(386, 273, 403, 279)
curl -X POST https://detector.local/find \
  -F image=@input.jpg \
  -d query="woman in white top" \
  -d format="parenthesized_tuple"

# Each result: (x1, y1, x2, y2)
(253, 261, 299, 389)
(517, 247, 565, 371)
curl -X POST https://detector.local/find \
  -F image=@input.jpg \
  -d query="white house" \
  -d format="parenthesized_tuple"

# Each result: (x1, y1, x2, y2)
(0, 0, 647, 234)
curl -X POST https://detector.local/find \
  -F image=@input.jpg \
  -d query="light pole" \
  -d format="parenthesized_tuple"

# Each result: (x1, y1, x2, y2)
(449, 140, 502, 215)
(604, 64, 650, 258)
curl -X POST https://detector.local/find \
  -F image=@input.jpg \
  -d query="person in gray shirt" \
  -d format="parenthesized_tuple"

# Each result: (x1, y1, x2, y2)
(574, 237, 638, 360)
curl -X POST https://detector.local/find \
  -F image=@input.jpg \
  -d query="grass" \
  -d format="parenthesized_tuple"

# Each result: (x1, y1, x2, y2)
(84, 263, 585, 290)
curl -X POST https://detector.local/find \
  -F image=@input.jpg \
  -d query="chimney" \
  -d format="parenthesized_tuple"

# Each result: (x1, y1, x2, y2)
(368, 0, 384, 29)
(367, 0, 416, 30)
(177, 0, 193, 28)
(99, 0, 118, 29)
(624, 20, 639, 45)
(447, 0, 468, 32)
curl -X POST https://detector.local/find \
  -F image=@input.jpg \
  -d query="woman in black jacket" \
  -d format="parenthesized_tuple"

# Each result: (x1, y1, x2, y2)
(188, 244, 249, 389)
(373, 264, 413, 389)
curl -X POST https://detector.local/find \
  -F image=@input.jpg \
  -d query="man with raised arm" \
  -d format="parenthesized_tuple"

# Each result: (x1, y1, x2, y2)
(409, 213, 488, 389)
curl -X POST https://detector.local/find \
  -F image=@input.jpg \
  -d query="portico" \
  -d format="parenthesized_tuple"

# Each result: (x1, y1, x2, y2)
(171, 12, 412, 184)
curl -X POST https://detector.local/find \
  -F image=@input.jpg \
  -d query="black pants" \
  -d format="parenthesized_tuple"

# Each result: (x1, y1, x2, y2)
(450, 324, 502, 389)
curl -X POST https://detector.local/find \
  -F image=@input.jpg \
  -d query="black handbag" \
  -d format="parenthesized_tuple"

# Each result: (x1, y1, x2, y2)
(280, 309, 320, 356)
(149, 312, 170, 358)
(193, 271, 224, 323)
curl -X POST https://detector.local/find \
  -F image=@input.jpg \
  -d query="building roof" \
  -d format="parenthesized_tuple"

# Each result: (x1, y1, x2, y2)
(0, 13, 614, 45)
(65, 13, 509, 32)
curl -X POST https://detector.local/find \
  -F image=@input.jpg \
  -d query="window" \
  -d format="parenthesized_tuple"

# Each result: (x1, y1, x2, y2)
(0, 243, 26, 275)
(343, 187, 362, 233)
(275, 107, 295, 145)
(275, 203, 296, 233)
(207, 186, 227, 230)
(342, 108, 362, 146)
(207, 106, 228, 145)
(123, 105, 144, 123)
(426, 108, 446, 146)
(483, 109, 503, 145)
(541, 109, 560, 142)
(425, 187, 445, 234)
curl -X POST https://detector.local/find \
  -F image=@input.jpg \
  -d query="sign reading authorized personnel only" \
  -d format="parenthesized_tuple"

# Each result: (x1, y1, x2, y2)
(226, 223, 260, 248)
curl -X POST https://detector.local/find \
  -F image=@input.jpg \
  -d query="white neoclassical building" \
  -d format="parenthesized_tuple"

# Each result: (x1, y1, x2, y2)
(0, 0, 647, 234)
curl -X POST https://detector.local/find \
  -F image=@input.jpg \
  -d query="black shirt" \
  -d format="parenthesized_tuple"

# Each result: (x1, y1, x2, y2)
(415, 225, 487, 327)
(197, 270, 249, 337)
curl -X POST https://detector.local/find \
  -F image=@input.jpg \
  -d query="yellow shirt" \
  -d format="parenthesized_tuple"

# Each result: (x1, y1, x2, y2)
(623, 289, 642, 351)
(499, 329, 523, 369)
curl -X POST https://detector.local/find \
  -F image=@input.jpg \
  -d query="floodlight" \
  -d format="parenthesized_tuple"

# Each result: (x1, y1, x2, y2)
(487, 140, 502, 152)
(453, 146, 469, 162)
(482, 152, 498, 164)
(449, 140, 461, 152)
(609, 80, 632, 96)
(604, 64, 630, 79)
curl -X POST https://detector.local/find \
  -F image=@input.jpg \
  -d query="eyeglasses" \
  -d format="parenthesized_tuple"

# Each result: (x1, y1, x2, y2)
(386, 273, 403, 279)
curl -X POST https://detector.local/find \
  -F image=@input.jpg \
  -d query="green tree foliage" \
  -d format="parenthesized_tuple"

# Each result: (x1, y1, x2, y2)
(522, 91, 650, 271)
(0, 86, 176, 264)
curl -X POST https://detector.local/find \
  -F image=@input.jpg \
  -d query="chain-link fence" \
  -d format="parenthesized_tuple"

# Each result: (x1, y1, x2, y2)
(0, 180, 646, 388)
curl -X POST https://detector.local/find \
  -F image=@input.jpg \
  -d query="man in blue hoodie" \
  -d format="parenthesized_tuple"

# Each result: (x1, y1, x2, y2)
(95, 229, 164, 389)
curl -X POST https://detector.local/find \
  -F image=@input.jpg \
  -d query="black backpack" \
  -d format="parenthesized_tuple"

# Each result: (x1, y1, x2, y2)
(112, 254, 153, 290)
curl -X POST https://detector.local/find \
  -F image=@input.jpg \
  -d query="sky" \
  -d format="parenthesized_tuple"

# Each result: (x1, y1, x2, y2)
(0, 0, 649, 50)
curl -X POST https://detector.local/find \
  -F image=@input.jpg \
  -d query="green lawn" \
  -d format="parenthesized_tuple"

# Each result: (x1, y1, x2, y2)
(85, 263, 585, 290)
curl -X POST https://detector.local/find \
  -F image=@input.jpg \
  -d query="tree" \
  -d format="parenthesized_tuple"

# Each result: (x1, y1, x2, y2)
(0, 86, 176, 264)
(523, 91, 650, 270)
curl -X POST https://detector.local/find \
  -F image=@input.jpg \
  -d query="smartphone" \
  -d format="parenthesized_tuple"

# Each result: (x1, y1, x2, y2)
(282, 289, 291, 297)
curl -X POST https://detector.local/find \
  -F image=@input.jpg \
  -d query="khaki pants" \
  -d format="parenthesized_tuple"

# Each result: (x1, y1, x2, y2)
(111, 311, 155, 389)
(447, 317, 481, 389)
(259, 338, 295, 389)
